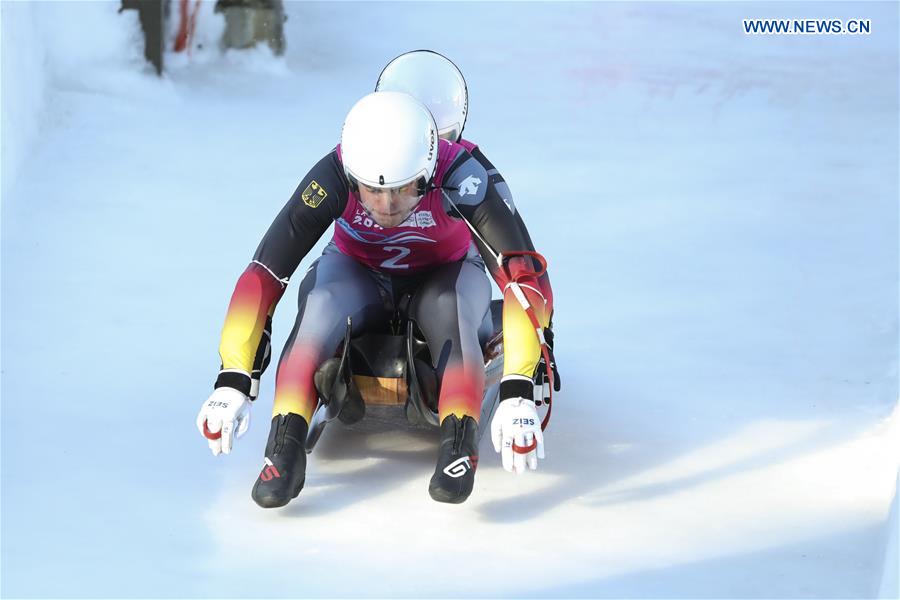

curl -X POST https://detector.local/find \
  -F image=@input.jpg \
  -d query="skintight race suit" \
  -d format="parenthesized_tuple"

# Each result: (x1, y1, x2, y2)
(214, 138, 554, 506)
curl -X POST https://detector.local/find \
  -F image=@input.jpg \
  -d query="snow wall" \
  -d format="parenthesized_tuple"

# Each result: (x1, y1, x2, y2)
(1, 1, 142, 196)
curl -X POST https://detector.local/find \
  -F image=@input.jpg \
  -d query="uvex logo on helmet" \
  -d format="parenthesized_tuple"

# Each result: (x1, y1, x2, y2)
(427, 126, 436, 162)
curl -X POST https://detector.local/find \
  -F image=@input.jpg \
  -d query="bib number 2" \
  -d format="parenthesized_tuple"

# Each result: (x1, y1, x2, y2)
(380, 246, 411, 269)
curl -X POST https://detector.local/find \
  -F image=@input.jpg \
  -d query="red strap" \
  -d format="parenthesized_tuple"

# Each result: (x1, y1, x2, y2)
(512, 438, 538, 454)
(537, 338, 554, 431)
(503, 250, 548, 279)
(541, 386, 552, 430)
(203, 420, 222, 440)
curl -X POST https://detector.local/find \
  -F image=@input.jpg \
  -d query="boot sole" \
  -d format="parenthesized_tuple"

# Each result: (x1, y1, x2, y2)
(428, 482, 471, 504)
(251, 478, 305, 509)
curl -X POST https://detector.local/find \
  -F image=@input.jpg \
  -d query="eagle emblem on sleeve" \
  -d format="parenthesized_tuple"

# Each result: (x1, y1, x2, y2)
(301, 180, 328, 208)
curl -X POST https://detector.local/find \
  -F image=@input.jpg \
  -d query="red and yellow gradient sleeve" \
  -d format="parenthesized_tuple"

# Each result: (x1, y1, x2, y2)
(492, 256, 552, 379)
(218, 262, 286, 373)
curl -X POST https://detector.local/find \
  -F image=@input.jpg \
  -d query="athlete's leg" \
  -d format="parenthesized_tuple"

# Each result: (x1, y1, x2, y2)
(408, 257, 491, 504)
(410, 259, 492, 422)
(253, 248, 387, 509)
(271, 248, 389, 421)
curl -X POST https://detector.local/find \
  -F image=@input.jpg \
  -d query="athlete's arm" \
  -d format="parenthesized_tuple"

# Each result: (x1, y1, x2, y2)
(215, 150, 349, 396)
(469, 146, 554, 309)
(442, 148, 551, 399)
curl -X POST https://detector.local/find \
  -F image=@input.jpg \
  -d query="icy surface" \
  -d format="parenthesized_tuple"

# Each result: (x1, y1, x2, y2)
(2, 1, 898, 598)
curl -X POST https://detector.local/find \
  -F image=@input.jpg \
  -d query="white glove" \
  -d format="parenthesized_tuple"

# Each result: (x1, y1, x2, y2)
(490, 397, 545, 474)
(196, 387, 251, 456)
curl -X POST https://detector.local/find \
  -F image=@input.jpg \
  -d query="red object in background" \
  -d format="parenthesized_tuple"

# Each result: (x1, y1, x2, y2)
(174, 0, 201, 53)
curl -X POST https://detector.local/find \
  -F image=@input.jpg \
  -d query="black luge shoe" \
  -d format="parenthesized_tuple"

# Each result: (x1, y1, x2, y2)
(251, 414, 309, 508)
(429, 415, 479, 504)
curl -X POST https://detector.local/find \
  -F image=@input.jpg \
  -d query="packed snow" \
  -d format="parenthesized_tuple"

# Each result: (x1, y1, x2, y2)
(2, 2, 897, 598)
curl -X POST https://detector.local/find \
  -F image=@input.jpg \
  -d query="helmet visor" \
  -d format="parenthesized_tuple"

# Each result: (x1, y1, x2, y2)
(357, 179, 424, 228)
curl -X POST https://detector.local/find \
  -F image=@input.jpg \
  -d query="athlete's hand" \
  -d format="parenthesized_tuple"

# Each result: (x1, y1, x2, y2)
(196, 387, 251, 456)
(490, 397, 545, 473)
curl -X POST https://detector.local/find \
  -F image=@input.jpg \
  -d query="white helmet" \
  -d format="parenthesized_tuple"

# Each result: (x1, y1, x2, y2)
(376, 50, 468, 142)
(340, 91, 438, 190)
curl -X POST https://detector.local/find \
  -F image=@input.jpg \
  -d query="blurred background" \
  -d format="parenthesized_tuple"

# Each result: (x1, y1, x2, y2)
(2, 1, 897, 598)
